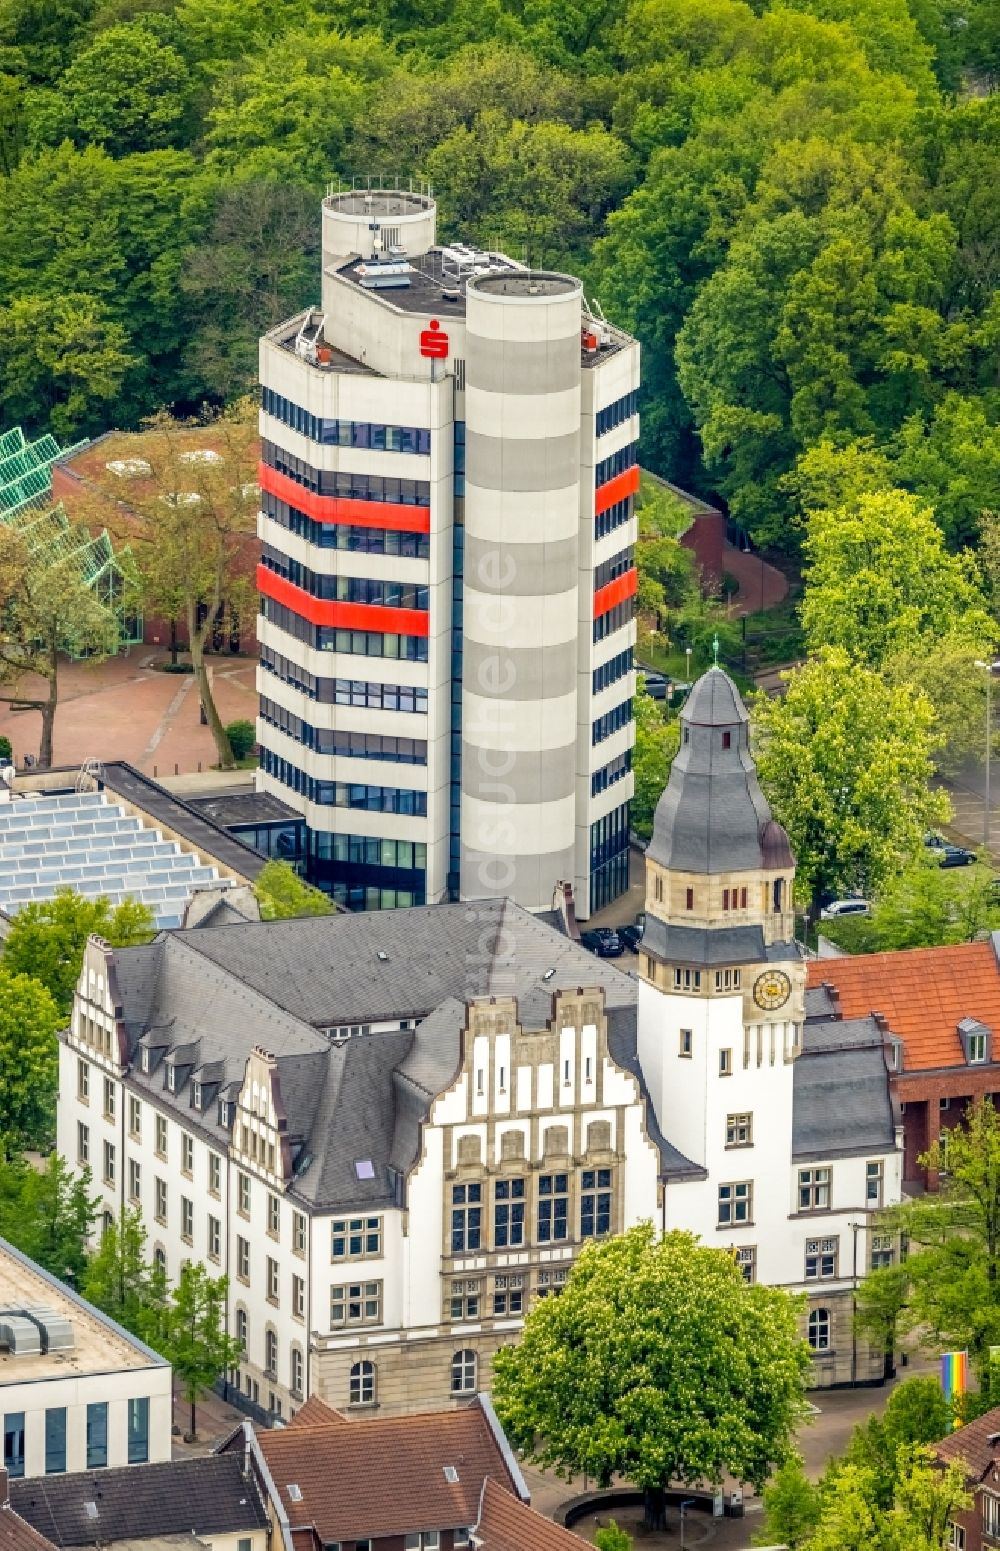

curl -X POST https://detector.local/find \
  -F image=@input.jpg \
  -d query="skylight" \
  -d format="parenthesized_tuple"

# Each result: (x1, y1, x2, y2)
(443, 1466, 459, 1484)
(287, 1485, 303, 1502)
(355, 1159, 375, 1180)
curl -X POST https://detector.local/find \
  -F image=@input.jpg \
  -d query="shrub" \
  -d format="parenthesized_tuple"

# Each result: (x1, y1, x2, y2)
(225, 720, 256, 760)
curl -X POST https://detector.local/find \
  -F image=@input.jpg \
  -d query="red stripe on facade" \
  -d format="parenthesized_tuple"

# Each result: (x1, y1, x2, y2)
(594, 465, 640, 516)
(256, 564, 430, 637)
(258, 462, 431, 534)
(593, 567, 638, 620)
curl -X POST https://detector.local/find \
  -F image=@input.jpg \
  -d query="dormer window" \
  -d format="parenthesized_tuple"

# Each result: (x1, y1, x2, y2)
(192, 1080, 202, 1110)
(722, 731, 731, 749)
(219, 1099, 232, 1128)
(959, 1018, 991, 1066)
(166, 1065, 176, 1093)
(141, 1048, 150, 1073)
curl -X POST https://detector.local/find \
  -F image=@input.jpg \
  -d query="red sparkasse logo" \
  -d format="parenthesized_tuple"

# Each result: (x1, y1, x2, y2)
(420, 319, 449, 359)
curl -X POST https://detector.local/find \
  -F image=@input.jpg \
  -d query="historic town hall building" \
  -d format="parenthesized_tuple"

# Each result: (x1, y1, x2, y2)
(57, 669, 902, 1415)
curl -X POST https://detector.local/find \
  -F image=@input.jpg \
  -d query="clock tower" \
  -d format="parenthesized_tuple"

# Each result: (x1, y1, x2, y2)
(636, 666, 805, 1177)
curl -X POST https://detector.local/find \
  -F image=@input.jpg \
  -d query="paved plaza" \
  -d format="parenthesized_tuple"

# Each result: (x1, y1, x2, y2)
(0, 648, 258, 776)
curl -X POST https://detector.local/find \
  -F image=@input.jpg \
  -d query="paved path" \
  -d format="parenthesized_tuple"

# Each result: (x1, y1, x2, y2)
(0, 648, 258, 776)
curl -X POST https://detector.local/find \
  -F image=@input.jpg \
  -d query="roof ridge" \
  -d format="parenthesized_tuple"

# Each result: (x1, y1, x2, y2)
(150, 934, 329, 1048)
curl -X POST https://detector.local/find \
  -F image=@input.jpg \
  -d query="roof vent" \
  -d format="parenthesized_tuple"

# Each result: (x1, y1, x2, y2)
(542, 968, 556, 982)
(989, 1433, 1000, 1446)
(376, 950, 389, 962)
(287, 1485, 303, 1502)
(84, 1504, 98, 1521)
(443, 1466, 459, 1483)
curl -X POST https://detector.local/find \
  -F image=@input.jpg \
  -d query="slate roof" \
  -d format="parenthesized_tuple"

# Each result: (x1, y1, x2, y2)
(647, 668, 793, 876)
(933, 1402, 1000, 1481)
(10, 1457, 268, 1547)
(641, 917, 800, 968)
(91, 898, 656, 1211)
(252, 1397, 525, 1543)
(792, 1016, 897, 1160)
(167, 896, 635, 1030)
(806, 938, 1000, 1071)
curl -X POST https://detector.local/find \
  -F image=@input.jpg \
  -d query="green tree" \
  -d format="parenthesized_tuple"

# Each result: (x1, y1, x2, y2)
(0, 291, 136, 439)
(835, 1378, 953, 1509)
(857, 1099, 1000, 1391)
(88, 406, 258, 768)
(631, 682, 680, 839)
(3, 888, 154, 1018)
(0, 969, 61, 1152)
(52, 24, 193, 155)
(882, 633, 989, 778)
(594, 1523, 632, 1551)
(0, 1152, 97, 1285)
(82, 1207, 168, 1344)
(800, 489, 991, 669)
(254, 860, 334, 921)
(0, 524, 122, 768)
(752, 647, 948, 915)
(804, 1450, 970, 1551)
(893, 394, 1000, 551)
(164, 1261, 242, 1438)
(180, 178, 319, 401)
(820, 857, 1000, 954)
(754, 1457, 821, 1549)
(492, 1223, 810, 1523)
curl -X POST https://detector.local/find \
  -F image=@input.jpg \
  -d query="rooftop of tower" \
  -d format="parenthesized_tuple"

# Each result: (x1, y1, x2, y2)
(647, 666, 794, 875)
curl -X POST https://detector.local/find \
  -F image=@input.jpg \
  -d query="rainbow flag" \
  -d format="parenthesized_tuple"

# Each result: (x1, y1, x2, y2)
(941, 1350, 969, 1404)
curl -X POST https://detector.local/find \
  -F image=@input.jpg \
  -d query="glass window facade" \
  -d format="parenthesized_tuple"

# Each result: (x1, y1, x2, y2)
(590, 801, 630, 913)
(261, 547, 429, 610)
(260, 750, 427, 813)
(591, 748, 631, 797)
(595, 389, 639, 437)
(262, 388, 431, 453)
(594, 546, 634, 592)
(263, 441, 430, 505)
(45, 1408, 66, 1474)
(592, 647, 633, 695)
(595, 440, 639, 488)
(127, 1397, 149, 1463)
(592, 698, 633, 746)
(261, 598, 429, 660)
(86, 1402, 108, 1468)
(262, 491, 430, 556)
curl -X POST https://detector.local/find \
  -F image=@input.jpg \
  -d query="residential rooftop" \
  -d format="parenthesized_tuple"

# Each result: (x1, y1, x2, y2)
(240, 1395, 527, 1545)
(806, 937, 1000, 1071)
(0, 1236, 167, 1386)
(10, 1456, 267, 1547)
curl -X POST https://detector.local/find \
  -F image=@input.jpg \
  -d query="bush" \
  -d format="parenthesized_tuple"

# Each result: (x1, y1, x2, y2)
(225, 720, 256, 760)
(0, 736, 11, 761)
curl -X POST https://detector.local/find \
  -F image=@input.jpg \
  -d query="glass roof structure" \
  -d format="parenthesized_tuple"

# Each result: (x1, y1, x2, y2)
(0, 792, 221, 928)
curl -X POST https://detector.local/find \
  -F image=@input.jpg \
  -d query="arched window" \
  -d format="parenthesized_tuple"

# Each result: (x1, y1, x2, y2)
(235, 1306, 248, 1349)
(451, 1349, 477, 1395)
(808, 1308, 830, 1352)
(153, 1244, 166, 1274)
(290, 1346, 304, 1398)
(773, 878, 783, 912)
(350, 1360, 375, 1405)
(265, 1327, 278, 1377)
(101, 1210, 114, 1238)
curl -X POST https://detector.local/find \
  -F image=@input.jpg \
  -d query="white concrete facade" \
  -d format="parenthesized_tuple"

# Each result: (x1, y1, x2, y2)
(256, 189, 638, 919)
(0, 1234, 171, 1478)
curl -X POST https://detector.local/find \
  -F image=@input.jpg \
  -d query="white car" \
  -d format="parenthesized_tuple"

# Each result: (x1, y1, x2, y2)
(820, 898, 872, 920)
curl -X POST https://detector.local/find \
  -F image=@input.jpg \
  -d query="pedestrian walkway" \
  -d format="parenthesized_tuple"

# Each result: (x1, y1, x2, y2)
(0, 648, 258, 777)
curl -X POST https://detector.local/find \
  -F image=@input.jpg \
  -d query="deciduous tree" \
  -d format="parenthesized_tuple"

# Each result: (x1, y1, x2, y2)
(0, 1152, 97, 1286)
(631, 682, 680, 839)
(857, 1098, 1000, 1391)
(0, 291, 136, 439)
(255, 860, 334, 921)
(165, 1262, 242, 1438)
(2, 888, 154, 1018)
(752, 648, 948, 915)
(0, 525, 122, 768)
(87, 407, 258, 768)
(82, 1207, 168, 1344)
(0, 969, 61, 1152)
(492, 1223, 810, 1523)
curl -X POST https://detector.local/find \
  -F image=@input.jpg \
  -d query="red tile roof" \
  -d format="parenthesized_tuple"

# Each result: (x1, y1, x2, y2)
(286, 1395, 347, 1428)
(934, 1404, 1000, 1481)
(476, 1480, 589, 1551)
(0, 1505, 57, 1551)
(255, 1398, 523, 1542)
(808, 941, 1000, 1070)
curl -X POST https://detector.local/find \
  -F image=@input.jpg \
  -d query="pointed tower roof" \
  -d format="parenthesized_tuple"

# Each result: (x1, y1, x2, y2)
(647, 667, 793, 875)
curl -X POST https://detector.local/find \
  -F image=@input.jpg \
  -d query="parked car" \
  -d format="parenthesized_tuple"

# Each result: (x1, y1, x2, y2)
(580, 928, 625, 958)
(618, 920, 644, 952)
(820, 898, 872, 920)
(938, 843, 977, 868)
(924, 832, 946, 851)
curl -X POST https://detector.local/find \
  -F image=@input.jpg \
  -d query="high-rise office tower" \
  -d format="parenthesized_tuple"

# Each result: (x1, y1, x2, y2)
(257, 187, 638, 916)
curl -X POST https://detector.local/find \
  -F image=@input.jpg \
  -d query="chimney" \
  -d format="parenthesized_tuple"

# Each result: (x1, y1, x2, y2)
(820, 981, 841, 1016)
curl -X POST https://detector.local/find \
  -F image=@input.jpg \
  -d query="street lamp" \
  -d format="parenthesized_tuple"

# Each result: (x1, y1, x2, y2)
(974, 660, 1000, 851)
(679, 1500, 696, 1549)
(685, 646, 692, 682)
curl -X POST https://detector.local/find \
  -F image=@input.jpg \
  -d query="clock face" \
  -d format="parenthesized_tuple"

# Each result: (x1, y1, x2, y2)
(753, 969, 792, 1011)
